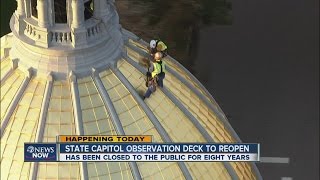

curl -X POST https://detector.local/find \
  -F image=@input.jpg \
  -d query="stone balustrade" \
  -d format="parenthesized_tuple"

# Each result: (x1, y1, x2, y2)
(21, 17, 106, 47)
(86, 21, 102, 40)
(50, 30, 72, 44)
(24, 21, 39, 40)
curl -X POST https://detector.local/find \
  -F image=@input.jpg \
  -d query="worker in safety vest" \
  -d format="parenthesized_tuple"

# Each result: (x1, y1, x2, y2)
(151, 52, 166, 88)
(149, 39, 168, 57)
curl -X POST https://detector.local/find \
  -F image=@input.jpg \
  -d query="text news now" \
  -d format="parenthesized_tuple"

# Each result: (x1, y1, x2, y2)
(24, 136, 260, 162)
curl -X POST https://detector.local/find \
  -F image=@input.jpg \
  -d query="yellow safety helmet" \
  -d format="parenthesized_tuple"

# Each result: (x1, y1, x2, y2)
(156, 44, 163, 51)
(154, 52, 163, 61)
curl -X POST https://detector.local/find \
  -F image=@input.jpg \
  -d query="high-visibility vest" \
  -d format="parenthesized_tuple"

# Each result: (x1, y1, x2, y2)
(152, 60, 166, 77)
(156, 40, 167, 51)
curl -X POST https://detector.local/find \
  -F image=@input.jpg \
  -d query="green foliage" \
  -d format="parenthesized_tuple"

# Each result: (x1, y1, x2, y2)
(146, 0, 172, 25)
(198, 0, 232, 25)
(125, 0, 232, 62)
(141, 0, 232, 29)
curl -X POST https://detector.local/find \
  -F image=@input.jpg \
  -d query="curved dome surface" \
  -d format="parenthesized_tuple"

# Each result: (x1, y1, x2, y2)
(1, 29, 261, 179)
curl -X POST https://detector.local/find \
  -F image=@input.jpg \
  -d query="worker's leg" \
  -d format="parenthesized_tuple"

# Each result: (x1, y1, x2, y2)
(157, 73, 165, 88)
(143, 88, 153, 99)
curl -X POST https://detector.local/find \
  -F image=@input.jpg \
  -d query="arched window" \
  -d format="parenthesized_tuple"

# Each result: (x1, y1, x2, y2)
(84, 0, 93, 20)
(54, 0, 67, 23)
(31, 0, 38, 18)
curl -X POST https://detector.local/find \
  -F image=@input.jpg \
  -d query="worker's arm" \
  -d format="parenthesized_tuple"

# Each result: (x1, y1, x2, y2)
(149, 62, 154, 72)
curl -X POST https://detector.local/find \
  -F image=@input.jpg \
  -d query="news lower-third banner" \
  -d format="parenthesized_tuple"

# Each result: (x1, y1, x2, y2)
(58, 135, 152, 142)
(24, 136, 260, 162)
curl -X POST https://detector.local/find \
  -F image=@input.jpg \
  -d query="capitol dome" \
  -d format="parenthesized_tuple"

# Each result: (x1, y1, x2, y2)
(0, 0, 261, 179)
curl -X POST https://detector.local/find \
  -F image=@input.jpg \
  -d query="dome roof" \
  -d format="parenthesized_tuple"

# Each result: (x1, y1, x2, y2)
(1, 30, 260, 180)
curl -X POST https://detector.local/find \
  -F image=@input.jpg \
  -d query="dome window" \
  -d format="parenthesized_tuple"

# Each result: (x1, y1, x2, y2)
(84, 0, 93, 20)
(31, 0, 38, 18)
(54, 0, 67, 23)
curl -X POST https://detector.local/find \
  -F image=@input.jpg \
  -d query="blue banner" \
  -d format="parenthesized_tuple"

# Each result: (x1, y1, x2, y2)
(59, 143, 259, 153)
(24, 143, 57, 162)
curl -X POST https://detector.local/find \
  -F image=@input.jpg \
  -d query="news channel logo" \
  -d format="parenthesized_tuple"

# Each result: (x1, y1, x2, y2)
(24, 143, 57, 162)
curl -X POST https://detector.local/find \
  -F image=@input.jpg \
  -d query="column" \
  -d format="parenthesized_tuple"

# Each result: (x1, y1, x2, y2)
(37, 0, 49, 27)
(93, 0, 108, 18)
(71, 0, 84, 28)
(16, 0, 25, 16)
(14, 0, 26, 35)
(71, 0, 87, 47)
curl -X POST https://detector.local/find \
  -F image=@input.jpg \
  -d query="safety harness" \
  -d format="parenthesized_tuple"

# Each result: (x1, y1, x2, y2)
(157, 61, 163, 73)
(155, 39, 161, 47)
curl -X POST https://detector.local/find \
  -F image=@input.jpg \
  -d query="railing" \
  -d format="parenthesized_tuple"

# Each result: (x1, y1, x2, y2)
(24, 20, 72, 46)
(24, 22, 39, 40)
(86, 21, 102, 40)
(50, 31, 72, 44)
(23, 18, 105, 46)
